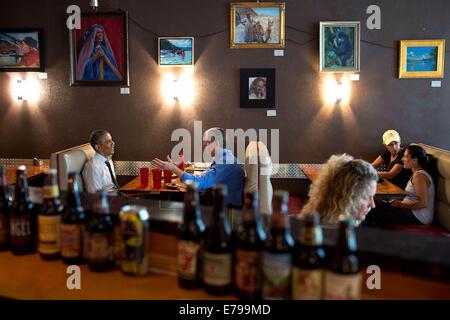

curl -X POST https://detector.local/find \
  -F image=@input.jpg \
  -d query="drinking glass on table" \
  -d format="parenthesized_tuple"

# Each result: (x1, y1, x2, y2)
(139, 167, 149, 189)
(163, 170, 172, 185)
(151, 168, 162, 190)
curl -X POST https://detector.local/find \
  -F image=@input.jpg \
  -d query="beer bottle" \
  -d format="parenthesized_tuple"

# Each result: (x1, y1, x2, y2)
(87, 191, 115, 272)
(234, 191, 266, 300)
(324, 215, 362, 300)
(10, 166, 36, 255)
(39, 169, 63, 260)
(0, 166, 12, 251)
(60, 172, 86, 265)
(203, 184, 233, 295)
(292, 212, 326, 300)
(262, 190, 294, 300)
(177, 181, 205, 288)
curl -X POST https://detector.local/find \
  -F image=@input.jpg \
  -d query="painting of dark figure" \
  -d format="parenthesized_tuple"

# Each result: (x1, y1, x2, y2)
(320, 22, 360, 72)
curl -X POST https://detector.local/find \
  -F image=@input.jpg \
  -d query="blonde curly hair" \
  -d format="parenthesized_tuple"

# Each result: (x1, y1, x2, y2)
(299, 154, 378, 224)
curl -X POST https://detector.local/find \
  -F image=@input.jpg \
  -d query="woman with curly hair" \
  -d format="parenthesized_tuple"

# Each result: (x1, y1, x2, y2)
(299, 154, 378, 225)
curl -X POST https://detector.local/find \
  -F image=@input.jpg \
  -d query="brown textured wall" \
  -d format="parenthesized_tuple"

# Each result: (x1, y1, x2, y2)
(1, 0, 449, 163)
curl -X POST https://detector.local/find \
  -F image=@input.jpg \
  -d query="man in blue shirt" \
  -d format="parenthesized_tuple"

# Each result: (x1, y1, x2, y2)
(152, 128, 245, 207)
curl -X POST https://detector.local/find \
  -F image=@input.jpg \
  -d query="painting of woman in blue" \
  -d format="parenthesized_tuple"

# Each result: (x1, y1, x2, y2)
(76, 24, 122, 81)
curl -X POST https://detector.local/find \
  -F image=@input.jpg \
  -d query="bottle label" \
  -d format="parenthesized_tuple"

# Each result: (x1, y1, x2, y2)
(324, 271, 362, 300)
(203, 252, 232, 286)
(292, 267, 324, 300)
(235, 249, 261, 293)
(10, 215, 33, 239)
(262, 252, 292, 299)
(177, 240, 200, 280)
(60, 223, 81, 258)
(87, 233, 114, 262)
(0, 215, 8, 244)
(43, 186, 60, 199)
(38, 215, 61, 254)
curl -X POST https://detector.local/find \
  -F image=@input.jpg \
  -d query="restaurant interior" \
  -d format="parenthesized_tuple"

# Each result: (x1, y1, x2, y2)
(0, 0, 450, 301)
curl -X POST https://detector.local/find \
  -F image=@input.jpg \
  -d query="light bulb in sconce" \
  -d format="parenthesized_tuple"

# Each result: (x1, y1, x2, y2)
(90, 0, 99, 11)
(173, 79, 180, 101)
(16, 80, 25, 100)
(335, 81, 343, 103)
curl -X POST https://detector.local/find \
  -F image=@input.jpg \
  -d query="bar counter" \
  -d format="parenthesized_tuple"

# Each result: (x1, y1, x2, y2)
(1, 195, 450, 300)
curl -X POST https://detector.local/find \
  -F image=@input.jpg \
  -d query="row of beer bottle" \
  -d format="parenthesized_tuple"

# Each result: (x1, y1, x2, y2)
(177, 182, 362, 300)
(0, 166, 117, 271)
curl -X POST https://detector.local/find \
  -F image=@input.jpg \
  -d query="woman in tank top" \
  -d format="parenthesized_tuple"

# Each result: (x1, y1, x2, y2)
(363, 145, 436, 228)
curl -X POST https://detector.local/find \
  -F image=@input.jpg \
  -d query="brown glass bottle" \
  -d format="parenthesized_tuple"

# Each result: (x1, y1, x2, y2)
(10, 166, 36, 255)
(177, 181, 205, 288)
(60, 172, 86, 265)
(0, 166, 12, 251)
(202, 184, 233, 296)
(234, 191, 266, 300)
(262, 190, 294, 300)
(292, 212, 326, 300)
(324, 215, 362, 300)
(87, 192, 115, 272)
(39, 169, 63, 260)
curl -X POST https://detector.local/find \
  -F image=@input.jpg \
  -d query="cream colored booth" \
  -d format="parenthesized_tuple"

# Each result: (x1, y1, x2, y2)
(244, 141, 273, 216)
(50, 143, 95, 191)
(417, 143, 450, 232)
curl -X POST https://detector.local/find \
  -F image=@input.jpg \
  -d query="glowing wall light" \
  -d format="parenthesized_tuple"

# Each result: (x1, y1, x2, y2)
(162, 69, 195, 106)
(16, 80, 25, 100)
(323, 78, 350, 105)
(12, 76, 41, 102)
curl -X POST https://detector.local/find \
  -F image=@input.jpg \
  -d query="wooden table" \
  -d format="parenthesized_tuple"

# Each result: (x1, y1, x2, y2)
(302, 166, 406, 196)
(120, 173, 187, 194)
(5, 164, 49, 185)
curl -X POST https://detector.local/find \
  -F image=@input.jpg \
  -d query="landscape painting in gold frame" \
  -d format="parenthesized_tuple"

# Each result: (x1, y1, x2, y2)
(230, 2, 285, 49)
(399, 39, 445, 78)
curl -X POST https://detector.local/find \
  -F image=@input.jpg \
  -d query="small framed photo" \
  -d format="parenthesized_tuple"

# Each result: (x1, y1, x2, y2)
(240, 68, 275, 108)
(319, 21, 360, 72)
(158, 37, 194, 66)
(69, 11, 129, 86)
(230, 2, 285, 49)
(0, 28, 44, 72)
(399, 39, 445, 78)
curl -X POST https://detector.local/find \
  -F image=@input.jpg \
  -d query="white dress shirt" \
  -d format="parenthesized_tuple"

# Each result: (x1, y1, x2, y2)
(82, 152, 118, 194)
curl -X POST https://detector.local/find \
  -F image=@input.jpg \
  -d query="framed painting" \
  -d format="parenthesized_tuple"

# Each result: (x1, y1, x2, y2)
(240, 68, 275, 108)
(399, 39, 445, 78)
(320, 21, 360, 72)
(158, 37, 194, 66)
(230, 2, 285, 49)
(0, 28, 44, 72)
(69, 12, 129, 86)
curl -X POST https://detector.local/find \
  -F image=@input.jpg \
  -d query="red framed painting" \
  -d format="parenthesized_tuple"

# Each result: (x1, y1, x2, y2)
(69, 12, 129, 86)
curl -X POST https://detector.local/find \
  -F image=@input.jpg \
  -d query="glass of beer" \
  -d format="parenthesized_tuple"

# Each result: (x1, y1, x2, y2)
(151, 168, 162, 190)
(163, 170, 172, 185)
(139, 167, 149, 189)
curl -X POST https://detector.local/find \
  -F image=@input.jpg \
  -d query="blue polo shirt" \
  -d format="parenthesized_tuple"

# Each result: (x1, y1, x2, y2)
(180, 148, 245, 207)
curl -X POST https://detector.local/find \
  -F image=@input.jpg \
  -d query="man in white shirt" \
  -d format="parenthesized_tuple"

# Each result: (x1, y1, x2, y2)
(82, 129, 119, 194)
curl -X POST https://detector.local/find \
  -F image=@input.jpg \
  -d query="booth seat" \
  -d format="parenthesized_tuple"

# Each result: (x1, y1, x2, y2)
(244, 141, 273, 216)
(50, 143, 95, 191)
(388, 143, 450, 236)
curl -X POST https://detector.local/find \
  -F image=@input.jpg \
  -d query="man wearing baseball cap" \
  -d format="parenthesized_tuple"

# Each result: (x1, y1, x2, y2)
(371, 129, 412, 189)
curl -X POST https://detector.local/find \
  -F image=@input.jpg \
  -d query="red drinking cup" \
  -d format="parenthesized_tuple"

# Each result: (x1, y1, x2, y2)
(139, 167, 149, 189)
(163, 170, 172, 184)
(152, 168, 162, 190)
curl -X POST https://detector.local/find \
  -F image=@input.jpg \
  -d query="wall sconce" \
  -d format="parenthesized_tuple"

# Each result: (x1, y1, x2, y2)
(172, 79, 180, 101)
(335, 81, 344, 103)
(90, 0, 99, 11)
(16, 80, 26, 100)
(324, 78, 350, 105)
